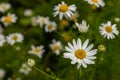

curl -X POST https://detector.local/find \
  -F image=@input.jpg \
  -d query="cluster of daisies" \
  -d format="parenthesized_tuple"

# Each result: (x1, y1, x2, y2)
(0, 3, 23, 47)
(31, 15, 57, 32)
(0, 0, 119, 79)
(53, 0, 119, 69)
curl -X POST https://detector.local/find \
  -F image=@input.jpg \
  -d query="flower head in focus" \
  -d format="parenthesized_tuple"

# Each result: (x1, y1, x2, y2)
(63, 38, 97, 69)
(99, 21, 119, 39)
(53, 1, 77, 20)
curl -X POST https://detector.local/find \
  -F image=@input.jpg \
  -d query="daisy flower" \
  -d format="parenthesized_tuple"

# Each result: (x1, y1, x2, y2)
(0, 34, 6, 47)
(50, 39, 62, 55)
(63, 38, 97, 69)
(53, 1, 77, 20)
(99, 21, 119, 39)
(19, 63, 31, 75)
(0, 3, 11, 13)
(7, 33, 24, 45)
(75, 20, 89, 33)
(45, 21, 57, 32)
(0, 69, 5, 79)
(84, 0, 105, 7)
(28, 45, 45, 58)
(24, 9, 33, 17)
(37, 16, 50, 27)
(1, 13, 17, 26)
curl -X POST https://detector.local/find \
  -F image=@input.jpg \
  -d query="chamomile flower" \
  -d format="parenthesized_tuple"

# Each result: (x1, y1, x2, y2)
(50, 39, 62, 55)
(75, 20, 89, 33)
(45, 21, 57, 32)
(28, 45, 45, 58)
(99, 21, 119, 39)
(0, 69, 5, 79)
(19, 63, 31, 75)
(0, 34, 6, 47)
(24, 9, 33, 17)
(37, 16, 50, 27)
(63, 38, 97, 69)
(1, 13, 17, 26)
(0, 3, 11, 13)
(53, 1, 77, 20)
(7, 33, 24, 45)
(84, 0, 105, 7)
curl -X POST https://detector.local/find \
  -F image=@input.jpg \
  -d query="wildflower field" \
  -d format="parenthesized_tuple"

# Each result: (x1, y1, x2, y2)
(0, 0, 120, 80)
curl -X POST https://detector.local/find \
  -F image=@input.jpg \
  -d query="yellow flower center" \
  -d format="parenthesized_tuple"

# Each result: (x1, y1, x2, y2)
(34, 48, 40, 53)
(92, 0, 98, 3)
(41, 19, 45, 24)
(75, 49, 86, 59)
(22, 66, 27, 70)
(5, 16, 11, 23)
(1, 5, 7, 10)
(60, 19, 68, 26)
(59, 4, 68, 12)
(53, 44, 59, 51)
(48, 24, 53, 30)
(12, 35, 18, 41)
(105, 26, 113, 33)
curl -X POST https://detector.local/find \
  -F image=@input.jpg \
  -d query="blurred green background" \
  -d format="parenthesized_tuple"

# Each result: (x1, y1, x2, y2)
(0, 0, 120, 80)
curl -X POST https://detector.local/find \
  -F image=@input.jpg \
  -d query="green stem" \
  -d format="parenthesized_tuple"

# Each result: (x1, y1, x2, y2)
(79, 68, 82, 80)
(88, 65, 97, 80)
(33, 66, 55, 79)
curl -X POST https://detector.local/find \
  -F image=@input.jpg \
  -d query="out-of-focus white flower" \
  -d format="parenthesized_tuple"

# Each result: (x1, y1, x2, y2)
(24, 9, 33, 17)
(0, 3, 11, 13)
(37, 16, 50, 27)
(1, 13, 17, 26)
(45, 21, 57, 32)
(50, 39, 62, 55)
(19, 63, 31, 75)
(63, 38, 97, 69)
(99, 21, 119, 39)
(0, 34, 6, 47)
(7, 33, 24, 45)
(70, 11, 79, 21)
(0, 69, 5, 79)
(75, 20, 89, 33)
(28, 45, 45, 58)
(31, 16, 38, 26)
(53, 1, 77, 20)
(114, 17, 120, 23)
(27, 58, 35, 67)
(84, 0, 105, 7)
